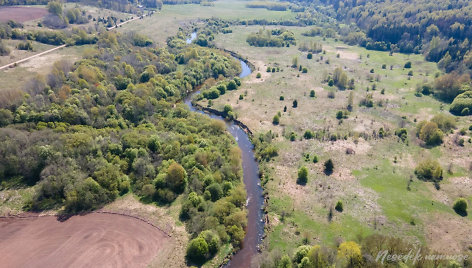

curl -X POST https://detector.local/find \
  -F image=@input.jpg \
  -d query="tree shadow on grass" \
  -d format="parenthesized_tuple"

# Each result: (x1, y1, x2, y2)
(454, 208, 468, 217)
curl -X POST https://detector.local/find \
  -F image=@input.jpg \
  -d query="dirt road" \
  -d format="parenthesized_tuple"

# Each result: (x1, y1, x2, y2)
(0, 44, 67, 71)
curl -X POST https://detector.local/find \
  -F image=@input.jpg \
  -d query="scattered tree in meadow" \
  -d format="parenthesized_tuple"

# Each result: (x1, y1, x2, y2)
(335, 200, 343, 212)
(298, 166, 308, 185)
(324, 159, 334, 175)
(273, 114, 280, 125)
(417, 121, 444, 146)
(415, 159, 443, 182)
(453, 198, 468, 216)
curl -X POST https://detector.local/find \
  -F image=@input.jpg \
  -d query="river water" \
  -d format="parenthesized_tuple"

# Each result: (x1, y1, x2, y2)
(184, 58, 264, 267)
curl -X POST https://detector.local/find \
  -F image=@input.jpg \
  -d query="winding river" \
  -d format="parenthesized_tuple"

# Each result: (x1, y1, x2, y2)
(184, 57, 264, 267)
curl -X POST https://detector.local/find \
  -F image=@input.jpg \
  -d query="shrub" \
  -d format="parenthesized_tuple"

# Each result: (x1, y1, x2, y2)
(186, 237, 209, 264)
(279, 95, 284, 101)
(227, 80, 237, 90)
(395, 128, 408, 142)
(310, 90, 315, 97)
(336, 111, 343, 120)
(324, 159, 334, 175)
(294, 245, 311, 263)
(297, 166, 308, 185)
(415, 159, 443, 182)
(338, 241, 362, 267)
(335, 200, 343, 212)
(0, 40, 10, 56)
(450, 91, 472, 116)
(302, 67, 308, 73)
(0, 109, 13, 127)
(216, 84, 226, 95)
(307, 53, 313, 59)
(312, 155, 318, 163)
(303, 130, 314, 139)
(453, 198, 468, 216)
(417, 121, 443, 146)
(272, 114, 280, 125)
(256, 72, 261, 78)
(404, 61, 412, 68)
(289, 132, 296, 141)
(293, 100, 298, 108)
(431, 114, 456, 132)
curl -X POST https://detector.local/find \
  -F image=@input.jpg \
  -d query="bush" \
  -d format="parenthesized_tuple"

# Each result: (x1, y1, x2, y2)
(256, 72, 261, 78)
(293, 100, 298, 108)
(431, 114, 456, 132)
(338, 241, 362, 267)
(0, 40, 10, 56)
(335, 200, 343, 212)
(272, 114, 280, 125)
(294, 245, 311, 263)
(450, 91, 472, 116)
(324, 159, 334, 175)
(453, 198, 468, 216)
(187, 237, 209, 264)
(404, 61, 412, 68)
(303, 130, 314, 139)
(297, 166, 308, 185)
(417, 121, 443, 146)
(307, 53, 313, 59)
(302, 67, 308, 73)
(310, 90, 315, 97)
(395, 128, 408, 142)
(280, 95, 284, 101)
(415, 159, 443, 182)
(227, 80, 237, 90)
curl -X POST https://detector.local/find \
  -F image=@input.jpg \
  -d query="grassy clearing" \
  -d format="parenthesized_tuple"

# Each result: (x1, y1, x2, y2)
(202, 24, 472, 254)
(118, 0, 296, 44)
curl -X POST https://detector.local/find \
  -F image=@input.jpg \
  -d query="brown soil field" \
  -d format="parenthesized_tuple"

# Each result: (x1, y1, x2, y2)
(0, 213, 171, 268)
(0, 6, 47, 23)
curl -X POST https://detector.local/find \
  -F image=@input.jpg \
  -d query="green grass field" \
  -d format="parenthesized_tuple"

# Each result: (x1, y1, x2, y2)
(202, 24, 472, 254)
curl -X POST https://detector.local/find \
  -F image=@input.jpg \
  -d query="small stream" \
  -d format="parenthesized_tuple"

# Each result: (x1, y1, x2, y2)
(184, 55, 264, 267)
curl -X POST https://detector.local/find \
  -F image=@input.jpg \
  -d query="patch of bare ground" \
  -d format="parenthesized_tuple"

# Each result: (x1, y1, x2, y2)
(101, 194, 188, 268)
(324, 45, 360, 61)
(247, 61, 271, 83)
(0, 213, 171, 268)
(323, 138, 371, 155)
(431, 177, 472, 206)
(425, 213, 472, 254)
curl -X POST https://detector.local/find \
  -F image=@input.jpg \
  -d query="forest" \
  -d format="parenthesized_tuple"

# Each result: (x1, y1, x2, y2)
(0, 25, 246, 264)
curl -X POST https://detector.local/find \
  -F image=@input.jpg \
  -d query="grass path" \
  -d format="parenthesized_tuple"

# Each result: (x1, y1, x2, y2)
(0, 44, 66, 71)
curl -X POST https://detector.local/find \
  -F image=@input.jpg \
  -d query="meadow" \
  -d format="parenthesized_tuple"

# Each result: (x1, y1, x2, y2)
(204, 25, 472, 254)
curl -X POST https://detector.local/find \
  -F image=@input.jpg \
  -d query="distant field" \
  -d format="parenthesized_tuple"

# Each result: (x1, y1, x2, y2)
(119, 0, 296, 44)
(0, 6, 47, 23)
